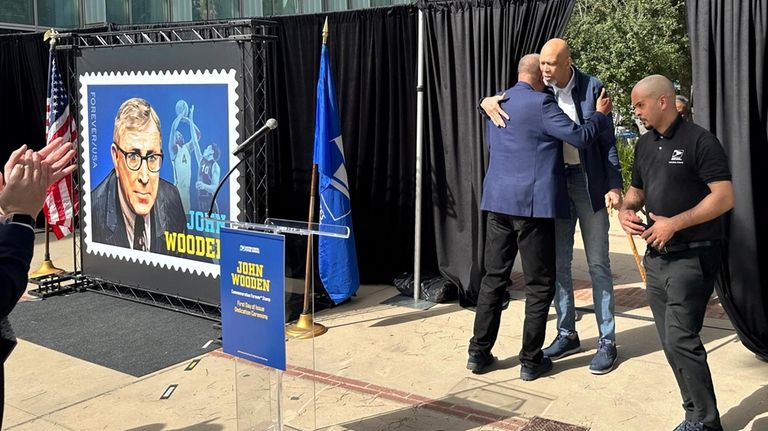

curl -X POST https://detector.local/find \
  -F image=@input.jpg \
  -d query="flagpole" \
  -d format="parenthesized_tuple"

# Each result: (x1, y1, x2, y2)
(286, 18, 331, 339)
(413, 10, 425, 301)
(302, 164, 318, 315)
(31, 29, 65, 279)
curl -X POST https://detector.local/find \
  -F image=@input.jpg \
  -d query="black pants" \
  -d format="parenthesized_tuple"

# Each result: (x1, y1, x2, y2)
(645, 245, 722, 429)
(469, 212, 556, 368)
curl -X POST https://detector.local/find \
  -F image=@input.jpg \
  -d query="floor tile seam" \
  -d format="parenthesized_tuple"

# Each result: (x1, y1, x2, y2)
(5, 361, 189, 429)
(5, 411, 80, 431)
(287, 367, 532, 430)
(204, 355, 529, 430)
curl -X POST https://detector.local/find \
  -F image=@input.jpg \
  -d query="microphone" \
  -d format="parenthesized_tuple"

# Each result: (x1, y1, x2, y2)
(232, 118, 278, 157)
(207, 118, 277, 216)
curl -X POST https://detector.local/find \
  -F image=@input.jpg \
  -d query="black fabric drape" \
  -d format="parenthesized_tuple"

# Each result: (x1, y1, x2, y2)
(687, 0, 768, 356)
(419, 0, 574, 306)
(0, 34, 49, 163)
(267, 6, 431, 284)
(0, 26, 110, 166)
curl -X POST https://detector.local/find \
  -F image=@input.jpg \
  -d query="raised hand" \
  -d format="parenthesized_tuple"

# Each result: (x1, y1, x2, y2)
(0, 150, 54, 216)
(596, 88, 613, 115)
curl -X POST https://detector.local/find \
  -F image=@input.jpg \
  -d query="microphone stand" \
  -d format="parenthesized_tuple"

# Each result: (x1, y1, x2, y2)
(207, 156, 247, 218)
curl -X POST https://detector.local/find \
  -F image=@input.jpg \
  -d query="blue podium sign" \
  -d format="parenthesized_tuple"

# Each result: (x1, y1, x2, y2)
(220, 227, 286, 370)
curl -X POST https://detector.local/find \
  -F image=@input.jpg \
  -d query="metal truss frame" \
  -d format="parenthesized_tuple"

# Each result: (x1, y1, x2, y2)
(55, 19, 276, 49)
(81, 275, 221, 321)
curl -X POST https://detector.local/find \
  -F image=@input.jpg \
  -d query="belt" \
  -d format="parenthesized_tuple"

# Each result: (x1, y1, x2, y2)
(649, 240, 717, 255)
(564, 163, 581, 169)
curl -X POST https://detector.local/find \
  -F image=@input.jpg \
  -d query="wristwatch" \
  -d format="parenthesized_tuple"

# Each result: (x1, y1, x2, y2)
(8, 213, 35, 229)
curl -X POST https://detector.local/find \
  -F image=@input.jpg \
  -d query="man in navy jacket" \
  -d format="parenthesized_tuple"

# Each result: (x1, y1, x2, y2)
(468, 54, 613, 380)
(0, 138, 76, 428)
(482, 39, 623, 374)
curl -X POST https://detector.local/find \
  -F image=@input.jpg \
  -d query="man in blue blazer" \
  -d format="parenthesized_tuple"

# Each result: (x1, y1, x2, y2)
(0, 138, 76, 428)
(482, 39, 623, 374)
(468, 54, 614, 380)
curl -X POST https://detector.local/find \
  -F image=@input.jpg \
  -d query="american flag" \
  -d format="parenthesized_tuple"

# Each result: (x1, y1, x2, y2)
(43, 47, 77, 239)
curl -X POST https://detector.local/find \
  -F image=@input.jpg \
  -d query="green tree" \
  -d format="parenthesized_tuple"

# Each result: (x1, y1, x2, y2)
(565, 0, 690, 126)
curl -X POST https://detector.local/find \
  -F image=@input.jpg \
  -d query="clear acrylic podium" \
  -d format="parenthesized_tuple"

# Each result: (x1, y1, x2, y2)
(215, 217, 349, 431)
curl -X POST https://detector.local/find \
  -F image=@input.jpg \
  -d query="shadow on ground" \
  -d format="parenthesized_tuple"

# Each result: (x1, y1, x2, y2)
(721, 384, 768, 431)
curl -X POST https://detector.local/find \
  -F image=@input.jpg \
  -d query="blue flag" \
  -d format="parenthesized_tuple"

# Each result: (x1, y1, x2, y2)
(313, 44, 360, 304)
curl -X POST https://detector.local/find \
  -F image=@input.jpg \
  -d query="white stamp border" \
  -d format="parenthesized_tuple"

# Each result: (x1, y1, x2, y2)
(79, 69, 240, 277)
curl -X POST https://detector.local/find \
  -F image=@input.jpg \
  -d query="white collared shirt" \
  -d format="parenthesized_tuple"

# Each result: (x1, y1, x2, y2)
(116, 181, 151, 250)
(551, 67, 581, 165)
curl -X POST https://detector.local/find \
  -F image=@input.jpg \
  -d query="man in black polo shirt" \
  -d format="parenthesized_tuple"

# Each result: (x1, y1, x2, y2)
(619, 75, 733, 431)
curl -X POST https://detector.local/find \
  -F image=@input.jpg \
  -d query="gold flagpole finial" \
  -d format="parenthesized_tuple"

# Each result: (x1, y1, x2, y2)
(43, 29, 59, 47)
(322, 17, 329, 45)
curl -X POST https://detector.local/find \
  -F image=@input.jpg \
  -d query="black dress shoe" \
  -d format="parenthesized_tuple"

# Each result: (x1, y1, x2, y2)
(520, 356, 553, 381)
(466, 354, 496, 374)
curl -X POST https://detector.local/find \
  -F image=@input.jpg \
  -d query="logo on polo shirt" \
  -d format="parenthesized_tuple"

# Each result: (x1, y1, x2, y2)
(669, 149, 684, 164)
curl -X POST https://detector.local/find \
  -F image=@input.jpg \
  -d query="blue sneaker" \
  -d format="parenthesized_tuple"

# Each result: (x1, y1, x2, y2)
(686, 423, 723, 431)
(589, 339, 618, 374)
(520, 357, 553, 381)
(542, 333, 581, 359)
(672, 420, 724, 431)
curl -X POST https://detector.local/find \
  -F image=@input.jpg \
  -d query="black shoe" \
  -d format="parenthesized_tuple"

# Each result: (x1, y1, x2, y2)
(520, 357, 553, 381)
(466, 354, 496, 374)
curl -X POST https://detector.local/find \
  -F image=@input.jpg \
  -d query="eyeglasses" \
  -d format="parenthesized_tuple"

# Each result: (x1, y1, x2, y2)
(114, 145, 163, 172)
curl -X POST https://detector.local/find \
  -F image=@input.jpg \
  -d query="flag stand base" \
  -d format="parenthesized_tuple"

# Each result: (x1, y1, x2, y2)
(30, 259, 65, 278)
(381, 294, 435, 310)
(286, 313, 327, 339)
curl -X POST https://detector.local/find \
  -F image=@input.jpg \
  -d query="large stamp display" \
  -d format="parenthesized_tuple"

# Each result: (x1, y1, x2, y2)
(79, 70, 240, 277)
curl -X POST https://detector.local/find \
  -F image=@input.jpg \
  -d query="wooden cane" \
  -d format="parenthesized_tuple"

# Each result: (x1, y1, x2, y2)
(610, 206, 647, 284)
(627, 233, 647, 284)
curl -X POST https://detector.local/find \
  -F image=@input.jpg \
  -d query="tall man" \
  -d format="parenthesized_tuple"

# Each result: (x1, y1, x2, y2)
(468, 54, 613, 381)
(620, 75, 732, 431)
(481, 38, 622, 374)
(91, 97, 187, 253)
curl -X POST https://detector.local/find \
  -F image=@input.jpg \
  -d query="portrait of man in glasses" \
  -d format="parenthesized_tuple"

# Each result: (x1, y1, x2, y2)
(91, 97, 187, 253)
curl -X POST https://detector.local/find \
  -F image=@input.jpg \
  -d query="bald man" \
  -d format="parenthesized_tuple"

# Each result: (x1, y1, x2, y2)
(620, 75, 732, 431)
(468, 54, 613, 380)
(481, 38, 622, 374)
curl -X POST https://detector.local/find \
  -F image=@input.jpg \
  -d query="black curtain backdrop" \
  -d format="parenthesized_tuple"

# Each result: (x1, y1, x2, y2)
(0, 27, 110, 226)
(3, 2, 577, 297)
(0, 33, 49, 162)
(267, 6, 430, 284)
(419, 0, 574, 306)
(687, 0, 768, 356)
(1, 27, 112, 162)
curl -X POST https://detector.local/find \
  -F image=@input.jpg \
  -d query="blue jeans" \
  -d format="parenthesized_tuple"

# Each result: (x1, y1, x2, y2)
(554, 167, 615, 341)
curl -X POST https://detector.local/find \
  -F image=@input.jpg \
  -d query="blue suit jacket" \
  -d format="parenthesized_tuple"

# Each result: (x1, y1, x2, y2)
(91, 170, 187, 254)
(0, 223, 32, 318)
(0, 222, 34, 364)
(568, 67, 623, 211)
(481, 82, 612, 218)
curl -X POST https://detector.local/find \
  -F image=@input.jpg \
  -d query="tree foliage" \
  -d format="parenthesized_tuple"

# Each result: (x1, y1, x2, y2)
(565, 0, 690, 126)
